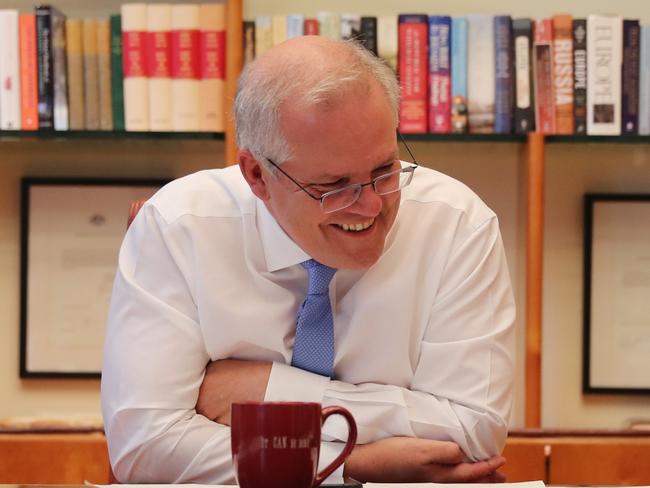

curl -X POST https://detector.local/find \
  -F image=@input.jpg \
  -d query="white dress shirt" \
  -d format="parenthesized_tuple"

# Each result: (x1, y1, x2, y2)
(101, 163, 515, 484)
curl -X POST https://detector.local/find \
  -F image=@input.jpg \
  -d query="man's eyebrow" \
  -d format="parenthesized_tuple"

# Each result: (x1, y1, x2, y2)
(306, 152, 400, 183)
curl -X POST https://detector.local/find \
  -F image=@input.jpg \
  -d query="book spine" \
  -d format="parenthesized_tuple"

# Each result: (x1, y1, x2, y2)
(19, 14, 38, 130)
(621, 19, 640, 134)
(171, 4, 200, 132)
(35, 6, 54, 129)
(243, 20, 255, 64)
(467, 15, 495, 133)
(304, 19, 319, 36)
(254, 16, 272, 58)
(552, 15, 574, 135)
(494, 15, 513, 134)
(639, 26, 650, 135)
(398, 14, 428, 133)
(587, 15, 622, 135)
(428, 15, 451, 133)
(451, 17, 468, 133)
(360, 17, 377, 55)
(341, 13, 361, 41)
(271, 15, 287, 46)
(51, 9, 68, 130)
(147, 4, 172, 131)
(286, 14, 304, 39)
(513, 18, 534, 133)
(317, 12, 341, 40)
(122, 3, 149, 131)
(97, 19, 113, 130)
(83, 19, 100, 130)
(110, 14, 125, 131)
(199, 3, 226, 132)
(377, 15, 397, 71)
(0, 10, 21, 130)
(573, 19, 587, 134)
(65, 19, 84, 130)
(534, 18, 555, 134)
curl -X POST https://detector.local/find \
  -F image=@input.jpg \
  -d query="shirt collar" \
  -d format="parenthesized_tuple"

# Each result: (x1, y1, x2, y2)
(257, 198, 310, 272)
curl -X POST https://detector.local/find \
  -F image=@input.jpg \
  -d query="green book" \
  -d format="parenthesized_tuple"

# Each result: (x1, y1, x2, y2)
(110, 14, 125, 131)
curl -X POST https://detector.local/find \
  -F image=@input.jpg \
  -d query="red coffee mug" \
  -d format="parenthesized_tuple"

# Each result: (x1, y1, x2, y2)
(231, 402, 357, 488)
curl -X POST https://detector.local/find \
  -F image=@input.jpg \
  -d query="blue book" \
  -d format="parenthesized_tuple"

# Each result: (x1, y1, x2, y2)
(494, 15, 513, 134)
(639, 26, 650, 135)
(451, 17, 468, 133)
(622, 19, 640, 134)
(428, 16, 451, 133)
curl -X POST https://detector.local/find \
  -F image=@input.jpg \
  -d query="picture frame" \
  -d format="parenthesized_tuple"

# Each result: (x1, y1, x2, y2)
(20, 177, 168, 378)
(583, 193, 650, 394)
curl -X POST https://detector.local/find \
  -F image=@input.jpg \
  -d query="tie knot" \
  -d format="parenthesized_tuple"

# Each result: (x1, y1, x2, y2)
(302, 259, 336, 295)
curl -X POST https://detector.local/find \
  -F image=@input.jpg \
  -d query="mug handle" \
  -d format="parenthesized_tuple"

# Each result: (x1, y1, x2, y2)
(313, 405, 358, 487)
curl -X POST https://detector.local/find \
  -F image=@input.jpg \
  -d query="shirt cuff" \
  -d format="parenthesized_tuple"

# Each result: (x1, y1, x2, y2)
(319, 441, 346, 484)
(264, 361, 330, 403)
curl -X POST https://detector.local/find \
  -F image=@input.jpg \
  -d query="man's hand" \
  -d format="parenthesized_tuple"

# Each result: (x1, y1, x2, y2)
(343, 437, 506, 483)
(195, 359, 272, 425)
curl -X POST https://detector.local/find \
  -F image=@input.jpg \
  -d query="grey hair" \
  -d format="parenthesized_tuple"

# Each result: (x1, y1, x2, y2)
(234, 39, 400, 166)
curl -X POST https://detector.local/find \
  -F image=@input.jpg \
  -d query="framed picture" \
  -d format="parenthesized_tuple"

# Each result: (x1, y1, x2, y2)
(583, 193, 650, 394)
(20, 177, 167, 378)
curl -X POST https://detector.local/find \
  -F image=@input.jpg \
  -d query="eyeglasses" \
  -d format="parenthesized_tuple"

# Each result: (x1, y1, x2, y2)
(262, 132, 419, 214)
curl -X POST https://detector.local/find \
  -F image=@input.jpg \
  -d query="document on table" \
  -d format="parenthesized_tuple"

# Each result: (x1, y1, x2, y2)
(91, 481, 547, 488)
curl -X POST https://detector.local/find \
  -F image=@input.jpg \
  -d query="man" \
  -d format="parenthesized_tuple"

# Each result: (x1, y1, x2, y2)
(102, 36, 515, 484)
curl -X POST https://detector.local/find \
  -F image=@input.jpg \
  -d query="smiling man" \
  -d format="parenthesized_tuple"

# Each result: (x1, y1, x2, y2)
(102, 36, 515, 484)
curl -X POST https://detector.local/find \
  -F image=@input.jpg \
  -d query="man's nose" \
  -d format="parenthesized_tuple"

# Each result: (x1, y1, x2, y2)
(350, 183, 383, 215)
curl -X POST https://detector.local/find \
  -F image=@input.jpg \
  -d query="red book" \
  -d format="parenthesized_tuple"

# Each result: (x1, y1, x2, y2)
(304, 18, 319, 35)
(398, 14, 428, 133)
(534, 18, 556, 134)
(19, 14, 38, 130)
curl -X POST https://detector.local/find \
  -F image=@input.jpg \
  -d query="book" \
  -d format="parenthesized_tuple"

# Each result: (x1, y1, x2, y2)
(621, 19, 640, 134)
(35, 5, 55, 129)
(286, 14, 304, 39)
(587, 15, 622, 135)
(494, 15, 513, 134)
(51, 7, 68, 130)
(341, 13, 361, 41)
(65, 18, 84, 130)
(552, 15, 574, 135)
(254, 16, 272, 58)
(82, 19, 100, 130)
(467, 15, 495, 133)
(0, 9, 21, 130)
(534, 18, 555, 134)
(317, 12, 341, 40)
(304, 18, 319, 36)
(377, 15, 397, 71)
(428, 15, 451, 133)
(121, 3, 149, 131)
(19, 13, 38, 130)
(360, 17, 377, 55)
(451, 16, 468, 133)
(513, 18, 534, 133)
(639, 26, 650, 135)
(110, 14, 125, 131)
(97, 19, 113, 130)
(271, 15, 287, 46)
(171, 4, 200, 132)
(573, 19, 587, 134)
(199, 3, 226, 132)
(147, 4, 172, 131)
(398, 14, 428, 133)
(243, 20, 255, 64)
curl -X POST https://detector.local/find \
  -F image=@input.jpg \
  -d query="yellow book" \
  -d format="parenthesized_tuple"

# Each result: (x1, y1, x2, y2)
(65, 19, 84, 129)
(97, 18, 113, 130)
(82, 18, 100, 130)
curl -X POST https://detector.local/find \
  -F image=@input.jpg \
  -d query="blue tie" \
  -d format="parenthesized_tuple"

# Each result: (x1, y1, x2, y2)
(291, 259, 337, 377)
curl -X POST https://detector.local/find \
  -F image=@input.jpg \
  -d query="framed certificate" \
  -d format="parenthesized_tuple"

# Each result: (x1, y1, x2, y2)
(20, 177, 167, 378)
(583, 193, 650, 394)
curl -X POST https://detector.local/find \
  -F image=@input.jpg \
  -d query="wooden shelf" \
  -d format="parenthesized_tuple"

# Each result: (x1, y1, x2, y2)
(0, 130, 224, 141)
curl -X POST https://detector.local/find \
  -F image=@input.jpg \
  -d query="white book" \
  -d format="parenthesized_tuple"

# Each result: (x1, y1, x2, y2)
(341, 13, 361, 41)
(254, 16, 272, 58)
(122, 3, 149, 131)
(467, 15, 495, 133)
(639, 26, 650, 135)
(199, 3, 225, 132)
(377, 15, 397, 71)
(317, 12, 341, 40)
(271, 15, 287, 46)
(52, 11, 68, 130)
(587, 15, 622, 135)
(147, 4, 172, 131)
(0, 10, 21, 130)
(171, 4, 200, 132)
(287, 14, 304, 39)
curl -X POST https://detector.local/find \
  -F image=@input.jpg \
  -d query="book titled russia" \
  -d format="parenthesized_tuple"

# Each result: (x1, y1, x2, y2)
(552, 15, 574, 135)
(428, 16, 451, 133)
(467, 15, 495, 133)
(587, 15, 622, 135)
(513, 18, 534, 133)
(121, 3, 149, 131)
(398, 14, 428, 133)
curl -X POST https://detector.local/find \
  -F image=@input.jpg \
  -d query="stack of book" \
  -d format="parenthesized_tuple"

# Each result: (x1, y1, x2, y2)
(244, 12, 650, 136)
(0, 3, 226, 133)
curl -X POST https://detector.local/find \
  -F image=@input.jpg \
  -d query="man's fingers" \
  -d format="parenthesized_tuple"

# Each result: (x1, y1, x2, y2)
(440, 456, 506, 483)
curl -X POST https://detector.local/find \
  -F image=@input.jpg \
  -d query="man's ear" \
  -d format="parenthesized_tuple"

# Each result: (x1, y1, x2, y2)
(238, 149, 270, 201)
